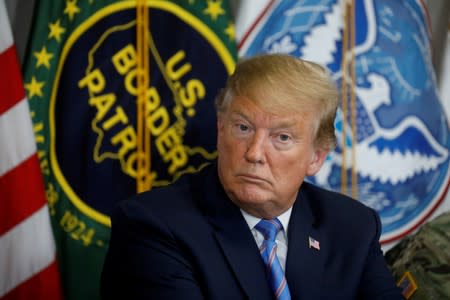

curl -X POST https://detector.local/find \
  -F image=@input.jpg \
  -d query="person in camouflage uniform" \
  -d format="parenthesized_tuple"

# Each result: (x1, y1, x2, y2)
(385, 211, 450, 299)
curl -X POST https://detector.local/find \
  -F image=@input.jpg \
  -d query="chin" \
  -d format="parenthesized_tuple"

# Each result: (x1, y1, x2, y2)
(232, 187, 271, 205)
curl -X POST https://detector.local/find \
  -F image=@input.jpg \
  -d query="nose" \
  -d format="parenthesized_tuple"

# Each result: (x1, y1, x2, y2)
(244, 130, 266, 164)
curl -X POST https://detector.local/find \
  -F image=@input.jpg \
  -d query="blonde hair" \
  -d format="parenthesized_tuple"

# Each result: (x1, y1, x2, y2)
(215, 53, 338, 150)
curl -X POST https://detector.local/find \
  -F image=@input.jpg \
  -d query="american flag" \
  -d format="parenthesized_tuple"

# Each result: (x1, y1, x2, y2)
(0, 0, 62, 298)
(398, 271, 417, 299)
(308, 236, 320, 251)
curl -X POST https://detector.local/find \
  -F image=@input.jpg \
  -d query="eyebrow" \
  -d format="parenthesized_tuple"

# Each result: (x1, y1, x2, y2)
(229, 111, 250, 121)
(229, 111, 300, 130)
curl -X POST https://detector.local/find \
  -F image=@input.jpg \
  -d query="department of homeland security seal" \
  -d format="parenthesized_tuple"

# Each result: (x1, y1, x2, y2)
(50, 1, 234, 226)
(239, 0, 450, 243)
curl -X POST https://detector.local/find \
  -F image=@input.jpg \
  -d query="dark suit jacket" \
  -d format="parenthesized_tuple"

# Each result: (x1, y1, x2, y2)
(101, 163, 403, 299)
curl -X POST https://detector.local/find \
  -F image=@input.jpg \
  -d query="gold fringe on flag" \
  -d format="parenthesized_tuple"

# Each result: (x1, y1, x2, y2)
(136, 0, 151, 192)
(340, 2, 348, 193)
(341, 0, 358, 199)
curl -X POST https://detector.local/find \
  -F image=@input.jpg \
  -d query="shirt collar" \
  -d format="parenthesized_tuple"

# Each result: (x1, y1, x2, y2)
(241, 207, 293, 234)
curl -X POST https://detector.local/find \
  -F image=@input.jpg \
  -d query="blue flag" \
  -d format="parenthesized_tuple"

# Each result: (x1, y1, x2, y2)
(238, 0, 450, 243)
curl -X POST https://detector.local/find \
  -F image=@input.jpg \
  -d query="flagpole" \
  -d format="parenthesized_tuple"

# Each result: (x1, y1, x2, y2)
(350, 0, 358, 199)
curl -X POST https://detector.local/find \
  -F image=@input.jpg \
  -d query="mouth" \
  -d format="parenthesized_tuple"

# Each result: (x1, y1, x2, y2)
(236, 173, 270, 184)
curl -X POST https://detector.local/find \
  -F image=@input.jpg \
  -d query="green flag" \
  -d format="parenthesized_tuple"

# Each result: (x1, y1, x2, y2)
(23, 0, 236, 299)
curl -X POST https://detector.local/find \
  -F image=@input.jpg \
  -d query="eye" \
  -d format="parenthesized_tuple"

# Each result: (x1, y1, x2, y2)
(272, 132, 295, 150)
(238, 124, 249, 132)
(230, 122, 253, 138)
(278, 134, 291, 142)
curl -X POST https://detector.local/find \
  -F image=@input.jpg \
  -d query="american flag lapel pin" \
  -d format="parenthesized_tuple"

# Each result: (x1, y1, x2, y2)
(309, 236, 320, 251)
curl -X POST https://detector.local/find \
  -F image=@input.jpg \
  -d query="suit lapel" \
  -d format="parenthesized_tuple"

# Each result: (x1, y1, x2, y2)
(286, 183, 325, 300)
(195, 165, 273, 300)
(213, 220, 273, 300)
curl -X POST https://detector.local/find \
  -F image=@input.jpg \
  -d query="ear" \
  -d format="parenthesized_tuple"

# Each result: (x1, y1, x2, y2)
(217, 114, 224, 134)
(217, 115, 226, 149)
(306, 148, 329, 176)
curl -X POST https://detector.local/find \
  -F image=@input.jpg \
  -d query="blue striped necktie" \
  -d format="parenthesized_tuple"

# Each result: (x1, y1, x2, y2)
(255, 218, 291, 300)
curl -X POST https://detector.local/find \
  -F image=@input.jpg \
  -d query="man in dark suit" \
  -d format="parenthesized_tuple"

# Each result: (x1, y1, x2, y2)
(101, 54, 403, 299)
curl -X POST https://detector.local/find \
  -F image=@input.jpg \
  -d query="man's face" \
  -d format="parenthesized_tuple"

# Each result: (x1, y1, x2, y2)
(217, 95, 328, 218)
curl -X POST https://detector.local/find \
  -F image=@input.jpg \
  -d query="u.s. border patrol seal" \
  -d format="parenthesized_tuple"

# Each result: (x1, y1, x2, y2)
(50, 1, 234, 226)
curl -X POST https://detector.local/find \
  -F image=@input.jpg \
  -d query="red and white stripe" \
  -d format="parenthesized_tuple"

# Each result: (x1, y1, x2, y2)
(0, 0, 62, 299)
(234, 0, 276, 55)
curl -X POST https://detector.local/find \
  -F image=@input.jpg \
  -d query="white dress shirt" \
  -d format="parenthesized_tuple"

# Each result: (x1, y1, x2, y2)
(240, 207, 292, 270)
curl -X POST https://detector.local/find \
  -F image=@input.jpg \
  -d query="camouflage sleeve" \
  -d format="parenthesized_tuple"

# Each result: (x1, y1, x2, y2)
(385, 211, 450, 300)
